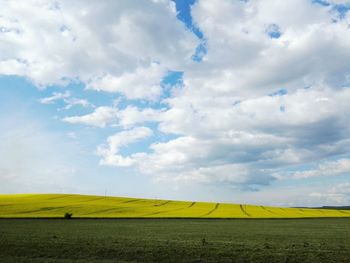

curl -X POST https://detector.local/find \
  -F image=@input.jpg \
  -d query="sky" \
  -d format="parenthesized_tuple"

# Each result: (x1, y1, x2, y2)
(1, 0, 350, 207)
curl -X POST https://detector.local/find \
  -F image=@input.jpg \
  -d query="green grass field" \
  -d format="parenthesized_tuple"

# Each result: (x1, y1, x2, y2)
(0, 193, 350, 218)
(2, 194, 350, 262)
(1, 218, 350, 262)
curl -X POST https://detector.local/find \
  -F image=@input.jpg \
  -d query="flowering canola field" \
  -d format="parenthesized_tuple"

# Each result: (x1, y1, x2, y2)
(0, 194, 349, 218)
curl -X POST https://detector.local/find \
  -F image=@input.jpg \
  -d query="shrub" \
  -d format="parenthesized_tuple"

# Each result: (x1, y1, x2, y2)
(64, 212, 73, 219)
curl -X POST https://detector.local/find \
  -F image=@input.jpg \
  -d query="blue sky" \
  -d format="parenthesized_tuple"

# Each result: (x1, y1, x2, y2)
(1, 0, 350, 206)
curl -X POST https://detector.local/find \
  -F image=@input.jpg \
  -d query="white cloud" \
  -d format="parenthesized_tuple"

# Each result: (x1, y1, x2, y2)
(40, 91, 93, 109)
(3, 0, 350, 191)
(62, 97, 92, 110)
(0, 0, 198, 98)
(97, 127, 153, 167)
(292, 159, 350, 179)
(186, 0, 350, 99)
(40, 91, 71, 104)
(98, 132, 281, 186)
(154, 164, 251, 184)
(62, 105, 163, 128)
(117, 106, 163, 128)
(63, 106, 118, 128)
(88, 63, 167, 100)
(123, 0, 350, 185)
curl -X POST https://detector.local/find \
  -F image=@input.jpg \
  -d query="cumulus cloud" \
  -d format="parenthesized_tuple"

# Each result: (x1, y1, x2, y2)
(88, 63, 167, 100)
(97, 127, 153, 167)
(62, 105, 163, 128)
(126, 0, 350, 186)
(292, 159, 350, 179)
(64, 0, 350, 188)
(0, 0, 198, 97)
(116, 106, 164, 128)
(3, 0, 350, 191)
(187, 0, 350, 98)
(63, 106, 118, 128)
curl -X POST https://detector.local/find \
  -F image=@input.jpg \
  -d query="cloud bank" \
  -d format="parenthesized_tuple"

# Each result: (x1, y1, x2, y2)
(1, 0, 350, 194)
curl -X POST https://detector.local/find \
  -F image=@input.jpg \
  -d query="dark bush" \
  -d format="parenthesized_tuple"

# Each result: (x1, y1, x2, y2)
(64, 212, 73, 219)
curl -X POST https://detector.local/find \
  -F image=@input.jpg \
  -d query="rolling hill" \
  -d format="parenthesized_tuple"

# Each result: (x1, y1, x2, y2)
(0, 194, 350, 218)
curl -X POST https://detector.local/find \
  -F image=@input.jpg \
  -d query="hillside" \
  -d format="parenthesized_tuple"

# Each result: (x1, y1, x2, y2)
(1, 194, 350, 218)
(317, 206, 350, 210)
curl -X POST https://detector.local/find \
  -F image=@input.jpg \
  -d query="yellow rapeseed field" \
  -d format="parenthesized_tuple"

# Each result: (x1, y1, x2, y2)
(0, 194, 349, 218)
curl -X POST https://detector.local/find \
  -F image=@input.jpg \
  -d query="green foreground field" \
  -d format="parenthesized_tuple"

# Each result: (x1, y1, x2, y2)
(1, 194, 350, 218)
(1, 218, 350, 262)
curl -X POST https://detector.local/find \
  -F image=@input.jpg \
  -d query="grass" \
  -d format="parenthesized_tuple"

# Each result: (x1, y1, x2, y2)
(1, 218, 350, 262)
(2, 194, 350, 262)
(1, 193, 350, 218)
